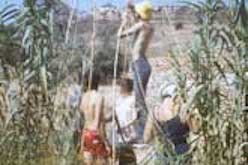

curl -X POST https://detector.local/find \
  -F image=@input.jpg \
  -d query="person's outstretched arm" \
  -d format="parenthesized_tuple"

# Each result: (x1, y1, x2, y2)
(117, 0, 138, 38)
(118, 22, 143, 38)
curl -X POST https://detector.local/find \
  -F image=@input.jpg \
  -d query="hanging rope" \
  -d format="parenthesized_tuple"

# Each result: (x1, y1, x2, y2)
(123, 33, 129, 74)
(111, 28, 122, 165)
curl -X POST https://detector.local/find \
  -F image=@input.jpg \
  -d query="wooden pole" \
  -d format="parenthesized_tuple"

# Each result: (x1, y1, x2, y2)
(112, 31, 121, 165)
(88, 0, 96, 91)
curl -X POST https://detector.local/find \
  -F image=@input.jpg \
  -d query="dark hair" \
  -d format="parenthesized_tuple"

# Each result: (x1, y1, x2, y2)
(84, 71, 100, 90)
(120, 78, 133, 93)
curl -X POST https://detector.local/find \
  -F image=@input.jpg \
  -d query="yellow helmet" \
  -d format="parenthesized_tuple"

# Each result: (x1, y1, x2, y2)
(135, 0, 153, 20)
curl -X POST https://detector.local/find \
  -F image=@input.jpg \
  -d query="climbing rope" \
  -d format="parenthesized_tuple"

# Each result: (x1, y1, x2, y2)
(112, 26, 122, 165)
(123, 33, 129, 74)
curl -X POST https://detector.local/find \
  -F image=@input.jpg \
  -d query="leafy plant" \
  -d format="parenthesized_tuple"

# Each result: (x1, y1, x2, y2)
(16, 0, 56, 97)
(168, 0, 248, 164)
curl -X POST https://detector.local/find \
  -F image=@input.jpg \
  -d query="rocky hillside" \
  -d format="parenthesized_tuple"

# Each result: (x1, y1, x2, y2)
(76, 4, 196, 58)
(1, 2, 197, 86)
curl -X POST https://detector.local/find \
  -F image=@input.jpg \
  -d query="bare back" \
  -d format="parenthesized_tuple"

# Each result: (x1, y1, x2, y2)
(143, 97, 180, 143)
(80, 90, 104, 130)
(155, 97, 179, 122)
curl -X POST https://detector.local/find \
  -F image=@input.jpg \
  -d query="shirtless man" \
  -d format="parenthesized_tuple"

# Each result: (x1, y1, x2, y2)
(118, 0, 154, 113)
(79, 72, 110, 165)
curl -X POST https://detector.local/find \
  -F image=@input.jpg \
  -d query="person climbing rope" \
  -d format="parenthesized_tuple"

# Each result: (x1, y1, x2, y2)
(118, 0, 154, 115)
(78, 72, 111, 165)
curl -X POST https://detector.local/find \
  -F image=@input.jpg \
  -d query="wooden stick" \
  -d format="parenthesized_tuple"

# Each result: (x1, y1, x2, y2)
(88, 0, 96, 91)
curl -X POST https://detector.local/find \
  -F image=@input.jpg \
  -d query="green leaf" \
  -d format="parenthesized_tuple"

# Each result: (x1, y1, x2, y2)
(22, 26, 33, 49)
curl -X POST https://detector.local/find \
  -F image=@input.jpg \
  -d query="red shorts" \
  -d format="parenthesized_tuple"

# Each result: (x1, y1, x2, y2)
(81, 129, 109, 157)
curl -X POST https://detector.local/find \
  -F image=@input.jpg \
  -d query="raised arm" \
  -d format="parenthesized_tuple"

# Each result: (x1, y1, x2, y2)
(118, 22, 143, 38)
(117, 0, 138, 38)
(123, 0, 136, 23)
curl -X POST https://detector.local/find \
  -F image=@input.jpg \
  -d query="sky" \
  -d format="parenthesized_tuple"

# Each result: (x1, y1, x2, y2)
(0, 0, 203, 11)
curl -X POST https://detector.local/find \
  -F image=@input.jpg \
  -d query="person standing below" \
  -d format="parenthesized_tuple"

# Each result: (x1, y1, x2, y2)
(116, 78, 144, 144)
(78, 72, 110, 165)
(118, 0, 154, 114)
(115, 78, 145, 165)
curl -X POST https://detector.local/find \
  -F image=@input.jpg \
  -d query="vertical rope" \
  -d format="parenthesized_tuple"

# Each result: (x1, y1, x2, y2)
(112, 2, 127, 164)
(112, 30, 121, 165)
(123, 36, 128, 74)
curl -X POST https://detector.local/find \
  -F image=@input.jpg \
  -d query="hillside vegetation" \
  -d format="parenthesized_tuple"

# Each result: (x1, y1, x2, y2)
(0, 0, 247, 164)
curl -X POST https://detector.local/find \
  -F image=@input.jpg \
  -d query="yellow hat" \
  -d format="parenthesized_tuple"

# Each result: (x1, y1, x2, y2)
(135, 0, 153, 20)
